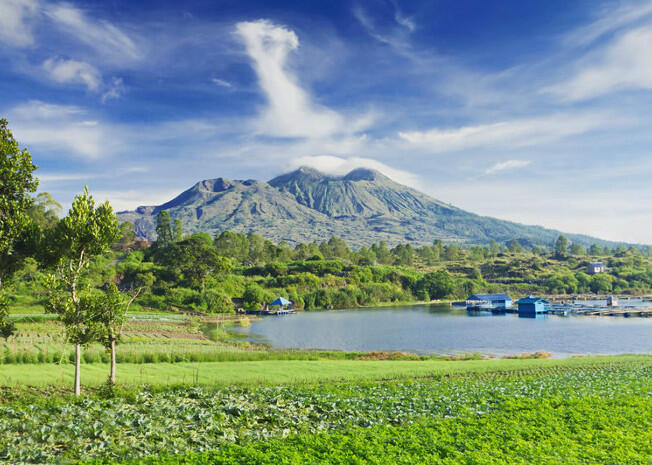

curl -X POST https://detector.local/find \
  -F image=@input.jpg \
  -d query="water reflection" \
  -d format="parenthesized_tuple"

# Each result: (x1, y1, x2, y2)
(234, 304, 652, 356)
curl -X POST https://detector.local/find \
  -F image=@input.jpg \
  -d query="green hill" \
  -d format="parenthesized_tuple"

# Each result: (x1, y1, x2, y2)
(117, 167, 626, 248)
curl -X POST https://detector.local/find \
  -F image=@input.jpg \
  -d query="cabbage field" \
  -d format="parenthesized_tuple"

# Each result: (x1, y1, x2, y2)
(1, 360, 650, 464)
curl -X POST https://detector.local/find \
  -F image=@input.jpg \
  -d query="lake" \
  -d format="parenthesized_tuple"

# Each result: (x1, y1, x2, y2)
(234, 304, 652, 356)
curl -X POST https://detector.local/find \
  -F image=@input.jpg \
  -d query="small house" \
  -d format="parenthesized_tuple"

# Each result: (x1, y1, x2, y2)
(466, 293, 513, 310)
(516, 296, 549, 315)
(587, 262, 606, 275)
(606, 295, 618, 307)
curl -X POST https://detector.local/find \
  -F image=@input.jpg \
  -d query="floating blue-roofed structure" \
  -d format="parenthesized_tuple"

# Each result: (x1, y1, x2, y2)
(466, 293, 513, 311)
(516, 296, 549, 316)
(270, 297, 292, 307)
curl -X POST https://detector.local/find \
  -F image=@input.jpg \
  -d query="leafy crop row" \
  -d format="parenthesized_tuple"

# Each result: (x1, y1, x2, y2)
(1, 364, 650, 464)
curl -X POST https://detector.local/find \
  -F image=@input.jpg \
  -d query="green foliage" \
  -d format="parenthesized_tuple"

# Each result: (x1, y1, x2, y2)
(173, 219, 183, 242)
(155, 210, 172, 246)
(2, 362, 650, 463)
(118, 221, 136, 244)
(202, 287, 233, 313)
(243, 282, 266, 310)
(0, 118, 38, 265)
(0, 119, 38, 337)
(417, 270, 456, 300)
(27, 192, 61, 229)
(554, 235, 568, 258)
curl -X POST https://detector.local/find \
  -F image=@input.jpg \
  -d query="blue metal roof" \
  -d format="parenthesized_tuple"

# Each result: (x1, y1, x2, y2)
(467, 293, 512, 301)
(589, 262, 605, 266)
(270, 297, 292, 306)
(516, 296, 549, 304)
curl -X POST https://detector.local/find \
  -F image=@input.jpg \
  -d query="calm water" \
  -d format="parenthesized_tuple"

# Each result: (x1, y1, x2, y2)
(234, 304, 652, 356)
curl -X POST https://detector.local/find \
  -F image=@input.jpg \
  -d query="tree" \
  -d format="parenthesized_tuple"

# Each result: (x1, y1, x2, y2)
(507, 239, 523, 253)
(203, 287, 233, 313)
(152, 233, 232, 290)
(590, 273, 613, 293)
(214, 231, 248, 262)
(488, 240, 499, 257)
(0, 118, 38, 340)
(155, 210, 173, 247)
(371, 241, 392, 264)
(243, 282, 265, 310)
(118, 221, 136, 244)
(569, 243, 586, 256)
(96, 274, 152, 385)
(554, 235, 568, 258)
(442, 244, 459, 261)
(173, 219, 183, 242)
(43, 187, 120, 395)
(418, 270, 456, 300)
(27, 192, 61, 228)
(589, 244, 602, 256)
(94, 284, 127, 385)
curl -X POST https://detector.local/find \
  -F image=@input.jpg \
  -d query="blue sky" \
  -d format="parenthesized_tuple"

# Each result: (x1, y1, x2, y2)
(1, 0, 651, 244)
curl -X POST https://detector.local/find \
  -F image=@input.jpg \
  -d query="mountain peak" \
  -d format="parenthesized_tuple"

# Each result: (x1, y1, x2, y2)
(270, 166, 389, 185)
(342, 167, 386, 181)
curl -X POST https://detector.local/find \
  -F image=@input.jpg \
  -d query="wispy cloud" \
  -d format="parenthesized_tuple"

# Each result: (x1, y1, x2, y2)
(42, 57, 101, 91)
(485, 160, 531, 175)
(352, 3, 413, 53)
(398, 113, 610, 152)
(211, 77, 232, 88)
(235, 20, 347, 138)
(565, 0, 652, 47)
(8, 100, 106, 158)
(549, 25, 652, 101)
(0, 0, 39, 47)
(38, 172, 97, 182)
(44, 2, 142, 65)
(101, 77, 125, 103)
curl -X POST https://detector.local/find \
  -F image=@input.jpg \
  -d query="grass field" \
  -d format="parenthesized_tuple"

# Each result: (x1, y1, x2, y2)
(1, 354, 649, 387)
(1, 358, 649, 464)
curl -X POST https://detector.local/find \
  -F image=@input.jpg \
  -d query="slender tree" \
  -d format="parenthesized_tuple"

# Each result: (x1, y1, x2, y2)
(0, 118, 38, 339)
(173, 218, 183, 242)
(95, 281, 148, 385)
(554, 235, 569, 258)
(155, 210, 173, 246)
(43, 187, 120, 395)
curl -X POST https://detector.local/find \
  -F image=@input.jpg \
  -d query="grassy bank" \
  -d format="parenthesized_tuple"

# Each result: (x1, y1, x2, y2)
(1, 354, 649, 388)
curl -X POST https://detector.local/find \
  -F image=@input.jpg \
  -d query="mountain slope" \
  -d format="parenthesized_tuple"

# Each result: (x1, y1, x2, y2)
(118, 167, 626, 248)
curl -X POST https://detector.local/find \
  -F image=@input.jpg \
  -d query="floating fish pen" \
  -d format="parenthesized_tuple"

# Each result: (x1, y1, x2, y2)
(246, 308, 295, 316)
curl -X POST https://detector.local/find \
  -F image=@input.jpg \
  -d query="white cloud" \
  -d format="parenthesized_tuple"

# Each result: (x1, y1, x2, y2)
(549, 25, 652, 101)
(287, 155, 424, 190)
(398, 113, 609, 152)
(38, 172, 97, 182)
(8, 100, 106, 158)
(212, 78, 232, 88)
(235, 20, 346, 138)
(43, 57, 101, 91)
(565, 0, 652, 47)
(101, 77, 126, 103)
(44, 2, 141, 65)
(0, 0, 39, 47)
(485, 160, 531, 175)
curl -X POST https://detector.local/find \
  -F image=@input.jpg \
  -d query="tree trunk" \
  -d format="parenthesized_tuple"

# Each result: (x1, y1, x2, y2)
(109, 337, 116, 385)
(74, 343, 81, 396)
